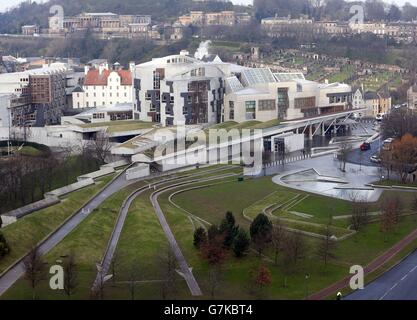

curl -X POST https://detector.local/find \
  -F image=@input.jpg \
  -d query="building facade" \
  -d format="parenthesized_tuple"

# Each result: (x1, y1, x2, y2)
(48, 12, 155, 39)
(0, 63, 70, 127)
(178, 11, 251, 27)
(72, 62, 135, 110)
(134, 52, 353, 126)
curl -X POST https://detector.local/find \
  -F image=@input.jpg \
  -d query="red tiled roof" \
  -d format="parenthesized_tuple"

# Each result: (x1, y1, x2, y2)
(84, 68, 132, 86)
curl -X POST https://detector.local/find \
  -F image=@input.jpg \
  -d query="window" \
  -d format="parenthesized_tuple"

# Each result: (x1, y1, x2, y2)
(245, 101, 256, 120)
(258, 99, 276, 111)
(294, 97, 316, 109)
(229, 101, 235, 120)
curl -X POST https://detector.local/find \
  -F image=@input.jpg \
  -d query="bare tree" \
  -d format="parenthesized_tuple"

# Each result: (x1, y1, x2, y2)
(91, 131, 112, 165)
(271, 220, 285, 266)
(337, 142, 352, 172)
(316, 225, 337, 267)
(157, 246, 178, 300)
(63, 252, 78, 299)
(127, 259, 140, 300)
(350, 193, 370, 231)
(23, 246, 47, 300)
(281, 231, 306, 287)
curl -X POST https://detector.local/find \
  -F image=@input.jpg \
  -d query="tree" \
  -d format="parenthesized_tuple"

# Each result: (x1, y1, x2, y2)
(232, 229, 250, 258)
(0, 215, 2, 228)
(127, 259, 140, 300)
(365, 0, 386, 22)
(281, 231, 306, 287)
(350, 194, 370, 231)
(158, 246, 178, 300)
(23, 246, 47, 300)
(337, 142, 352, 172)
(316, 225, 337, 266)
(219, 211, 239, 248)
(91, 131, 112, 165)
(63, 252, 78, 298)
(387, 4, 402, 21)
(380, 196, 403, 240)
(271, 221, 285, 265)
(200, 231, 228, 299)
(391, 134, 417, 183)
(0, 232, 10, 258)
(250, 214, 273, 256)
(193, 227, 207, 249)
(250, 265, 272, 297)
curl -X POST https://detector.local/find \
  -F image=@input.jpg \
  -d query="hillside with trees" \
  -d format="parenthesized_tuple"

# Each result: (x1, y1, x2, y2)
(0, 0, 235, 34)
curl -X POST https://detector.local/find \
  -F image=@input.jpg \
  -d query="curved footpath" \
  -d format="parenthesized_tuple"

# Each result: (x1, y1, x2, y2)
(0, 169, 138, 296)
(149, 173, 238, 296)
(91, 166, 237, 294)
(308, 228, 417, 300)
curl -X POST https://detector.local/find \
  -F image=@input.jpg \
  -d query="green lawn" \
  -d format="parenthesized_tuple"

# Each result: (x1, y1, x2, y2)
(4, 168, 417, 300)
(1, 180, 144, 300)
(78, 120, 154, 133)
(0, 174, 115, 274)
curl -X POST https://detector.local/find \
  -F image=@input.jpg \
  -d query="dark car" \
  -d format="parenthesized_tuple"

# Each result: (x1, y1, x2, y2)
(360, 142, 371, 151)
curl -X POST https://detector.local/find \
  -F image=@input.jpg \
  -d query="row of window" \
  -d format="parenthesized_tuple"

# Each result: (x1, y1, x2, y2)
(329, 95, 348, 104)
(87, 86, 129, 91)
(77, 92, 129, 98)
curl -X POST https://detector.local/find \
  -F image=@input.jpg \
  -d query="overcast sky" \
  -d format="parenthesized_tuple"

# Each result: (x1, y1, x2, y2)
(0, 0, 416, 13)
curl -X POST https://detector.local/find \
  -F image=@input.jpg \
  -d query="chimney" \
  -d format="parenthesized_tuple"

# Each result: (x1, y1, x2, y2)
(99, 64, 106, 75)
(84, 65, 90, 75)
(129, 61, 136, 73)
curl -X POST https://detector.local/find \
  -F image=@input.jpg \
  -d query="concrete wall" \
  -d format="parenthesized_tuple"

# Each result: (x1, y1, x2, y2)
(0, 125, 84, 149)
(126, 163, 150, 180)
(77, 166, 115, 181)
(44, 178, 95, 198)
(1, 196, 60, 221)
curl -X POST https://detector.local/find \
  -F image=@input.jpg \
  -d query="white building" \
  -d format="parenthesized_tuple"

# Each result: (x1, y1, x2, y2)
(134, 52, 244, 126)
(224, 71, 352, 122)
(72, 62, 135, 110)
(134, 51, 352, 126)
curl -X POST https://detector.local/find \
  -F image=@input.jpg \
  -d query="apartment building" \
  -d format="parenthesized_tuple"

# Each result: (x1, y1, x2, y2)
(363, 91, 392, 117)
(0, 63, 70, 126)
(134, 52, 352, 126)
(49, 12, 154, 39)
(261, 16, 417, 42)
(72, 62, 135, 109)
(178, 11, 251, 27)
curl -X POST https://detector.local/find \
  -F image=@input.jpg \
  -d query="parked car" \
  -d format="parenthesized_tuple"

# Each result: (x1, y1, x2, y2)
(360, 142, 371, 151)
(370, 155, 381, 164)
(382, 138, 394, 151)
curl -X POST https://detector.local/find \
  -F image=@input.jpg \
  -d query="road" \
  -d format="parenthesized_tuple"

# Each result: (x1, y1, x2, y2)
(346, 250, 417, 300)
(0, 170, 136, 296)
(346, 137, 381, 167)
(309, 228, 417, 300)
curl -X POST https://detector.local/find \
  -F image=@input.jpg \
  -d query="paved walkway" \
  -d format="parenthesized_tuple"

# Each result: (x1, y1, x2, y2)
(91, 166, 236, 293)
(308, 228, 417, 300)
(149, 173, 237, 297)
(0, 170, 139, 296)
